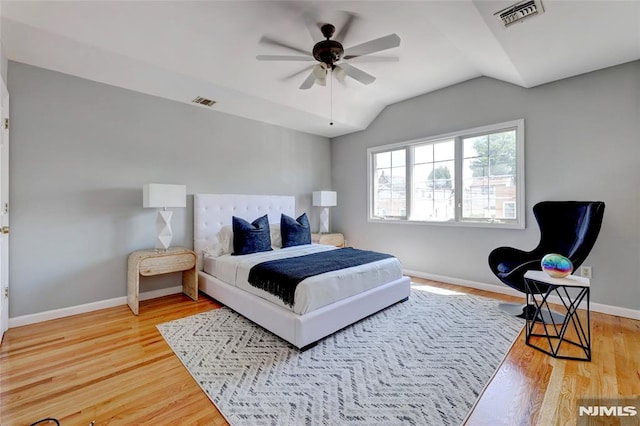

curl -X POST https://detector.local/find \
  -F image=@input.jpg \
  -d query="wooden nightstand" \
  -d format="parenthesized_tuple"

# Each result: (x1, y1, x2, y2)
(127, 247, 198, 315)
(311, 233, 345, 247)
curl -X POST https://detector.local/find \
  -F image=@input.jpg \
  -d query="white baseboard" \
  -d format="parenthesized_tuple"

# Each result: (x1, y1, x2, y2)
(405, 269, 640, 321)
(8, 286, 183, 328)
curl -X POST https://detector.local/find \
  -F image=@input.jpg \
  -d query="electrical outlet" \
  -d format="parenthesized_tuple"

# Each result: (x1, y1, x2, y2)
(580, 266, 592, 279)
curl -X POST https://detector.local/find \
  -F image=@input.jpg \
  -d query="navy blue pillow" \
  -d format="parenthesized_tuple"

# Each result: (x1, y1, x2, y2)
(232, 215, 273, 255)
(281, 213, 311, 248)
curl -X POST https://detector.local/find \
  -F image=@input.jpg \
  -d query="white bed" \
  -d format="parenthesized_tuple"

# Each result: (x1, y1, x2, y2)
(194, 193, 411, 350)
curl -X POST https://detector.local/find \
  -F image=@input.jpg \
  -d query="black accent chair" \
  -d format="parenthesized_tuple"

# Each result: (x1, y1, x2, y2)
(488, 201, 605, 319)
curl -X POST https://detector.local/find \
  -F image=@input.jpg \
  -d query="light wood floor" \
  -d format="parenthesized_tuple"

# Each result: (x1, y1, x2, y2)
(1, 278, 638, 426)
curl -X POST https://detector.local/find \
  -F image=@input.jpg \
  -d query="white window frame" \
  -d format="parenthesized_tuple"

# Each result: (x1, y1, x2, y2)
(367, 119, 525, 229)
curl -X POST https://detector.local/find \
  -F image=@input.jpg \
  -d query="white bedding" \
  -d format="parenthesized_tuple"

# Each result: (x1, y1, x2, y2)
(203, 244, 404, 315)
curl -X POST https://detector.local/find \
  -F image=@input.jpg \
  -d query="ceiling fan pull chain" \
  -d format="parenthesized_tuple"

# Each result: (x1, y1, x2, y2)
(330, 68, 334, 126)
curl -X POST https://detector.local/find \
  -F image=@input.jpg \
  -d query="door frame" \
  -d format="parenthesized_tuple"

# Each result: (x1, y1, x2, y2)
(0, 77, 9, 342)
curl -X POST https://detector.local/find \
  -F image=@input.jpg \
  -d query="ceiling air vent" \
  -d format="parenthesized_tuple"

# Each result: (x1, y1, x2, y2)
(192, 96, 216, 107)
(495, 0, 544, 27)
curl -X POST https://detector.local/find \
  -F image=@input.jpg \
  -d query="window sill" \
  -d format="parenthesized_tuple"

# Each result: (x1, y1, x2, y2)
(367, 217, 525, 229)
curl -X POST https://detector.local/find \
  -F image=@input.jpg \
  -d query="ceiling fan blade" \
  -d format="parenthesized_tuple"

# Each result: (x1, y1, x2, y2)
(282, 65, 315, 81)
(333, 12, 357, 43)
(339, 63, 376, 85)
(299, 71, 316, 90)
(345, 33, 401, 58)
(302, 12, 324, 42)
(344, 56, 399, 63)
(256, 55, 315, 62)
(259, 36, 310, 56)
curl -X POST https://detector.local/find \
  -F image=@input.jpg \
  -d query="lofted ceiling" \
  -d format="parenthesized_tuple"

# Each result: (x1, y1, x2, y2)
(1, 1, 639, 138)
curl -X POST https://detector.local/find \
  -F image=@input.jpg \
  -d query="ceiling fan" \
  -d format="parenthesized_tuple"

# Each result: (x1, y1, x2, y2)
(256, 13, 401, 90)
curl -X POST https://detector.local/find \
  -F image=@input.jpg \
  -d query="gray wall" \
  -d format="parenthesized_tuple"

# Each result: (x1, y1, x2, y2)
(9, 61, 331, 317)
(331, 61, 640, 311)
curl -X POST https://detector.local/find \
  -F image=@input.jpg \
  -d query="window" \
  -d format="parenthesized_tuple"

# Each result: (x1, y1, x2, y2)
(368, 120, 525, 228)
(373, 149, 407, 218)
(503, 202, 516, 219)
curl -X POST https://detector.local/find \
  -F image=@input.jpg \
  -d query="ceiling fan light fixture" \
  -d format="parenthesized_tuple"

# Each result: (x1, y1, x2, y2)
(334, 66, 347, 83)
(313, 63, 328, 83)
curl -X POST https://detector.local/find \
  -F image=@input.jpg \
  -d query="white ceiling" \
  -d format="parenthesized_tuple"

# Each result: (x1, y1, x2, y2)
(2, 1, 639, 138)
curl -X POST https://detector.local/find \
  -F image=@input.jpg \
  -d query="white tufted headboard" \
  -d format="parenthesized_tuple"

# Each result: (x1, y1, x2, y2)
(194, 194, 295, 266)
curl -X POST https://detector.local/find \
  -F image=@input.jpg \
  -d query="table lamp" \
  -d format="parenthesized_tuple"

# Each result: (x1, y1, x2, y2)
(313, 191, 337, 233)
(143, 183, 186, 250)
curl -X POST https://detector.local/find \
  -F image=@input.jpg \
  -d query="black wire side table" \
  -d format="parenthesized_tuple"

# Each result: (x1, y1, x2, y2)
(523, 270, 591, 361)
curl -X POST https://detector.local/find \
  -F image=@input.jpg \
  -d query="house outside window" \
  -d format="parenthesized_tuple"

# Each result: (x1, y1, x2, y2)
(368, 119, 525, 229)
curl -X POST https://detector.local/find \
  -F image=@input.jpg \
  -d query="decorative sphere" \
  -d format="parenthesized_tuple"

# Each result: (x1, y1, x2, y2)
(541, 253, 573, 278)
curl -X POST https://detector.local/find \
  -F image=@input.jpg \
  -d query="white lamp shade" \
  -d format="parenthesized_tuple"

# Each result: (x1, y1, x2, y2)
(312, 191, 337, 207)
(143, 184, 186, 208)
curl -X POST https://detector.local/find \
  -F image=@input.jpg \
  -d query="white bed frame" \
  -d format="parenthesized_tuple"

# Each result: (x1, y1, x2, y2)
(194, 194, 411, 350)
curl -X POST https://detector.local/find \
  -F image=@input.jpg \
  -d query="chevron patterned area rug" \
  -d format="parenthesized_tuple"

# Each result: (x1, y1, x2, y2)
(158, 286, 522, 425)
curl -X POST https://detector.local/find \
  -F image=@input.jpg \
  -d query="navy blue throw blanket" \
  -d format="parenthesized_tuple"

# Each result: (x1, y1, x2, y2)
(248, 248, 394, 307)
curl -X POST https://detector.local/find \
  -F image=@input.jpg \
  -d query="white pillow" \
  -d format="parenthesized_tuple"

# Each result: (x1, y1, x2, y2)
(270, 225, 282, 248)
(217, 225, 234, 254)
(203, 225, 233, 257)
